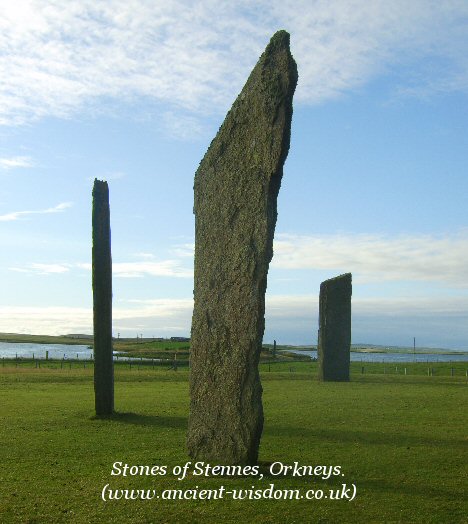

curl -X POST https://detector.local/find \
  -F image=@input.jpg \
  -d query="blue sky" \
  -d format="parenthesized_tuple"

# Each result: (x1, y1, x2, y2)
(1, 1, 468, 348)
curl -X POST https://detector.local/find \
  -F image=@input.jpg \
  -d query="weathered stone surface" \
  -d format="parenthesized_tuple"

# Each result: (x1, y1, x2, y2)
(187, 30, 297, 465)
(318, 273, 352, 382)
(92, 179, 114, 416)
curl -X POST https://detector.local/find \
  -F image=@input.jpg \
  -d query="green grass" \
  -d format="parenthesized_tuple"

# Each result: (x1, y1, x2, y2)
(0, 365, 466, 523)
(0, 332, 93, 346)
(113, 340, 190, 361)
(4, 359, 468, 378)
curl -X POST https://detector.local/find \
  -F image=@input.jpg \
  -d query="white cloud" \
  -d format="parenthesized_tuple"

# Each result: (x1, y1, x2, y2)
(170, 243, 195, 258)
(0, 156, 34, 170)
(76, 263, 91, 271)
(0, 202, 72, 222)
(0, 1, 466, 127)
(1, 295, 466, 348)
(265, 294, 468, 320)
(9, 263, 71, 275)
(116, 298, 193, 319)
(0, 299, 194, 337)
(263, 294, 468, 348)
(272, 231, 468, 286)
(272, 0, 468, 103)
(113, 260, 192, 278)
(10, 229, 468, 285)
(0, 306, 92, 336)
(162, 111, 205, 140)
(8, 258, 192, 278)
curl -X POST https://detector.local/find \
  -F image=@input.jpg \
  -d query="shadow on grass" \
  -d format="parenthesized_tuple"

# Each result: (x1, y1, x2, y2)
(91, 411, 187, 429)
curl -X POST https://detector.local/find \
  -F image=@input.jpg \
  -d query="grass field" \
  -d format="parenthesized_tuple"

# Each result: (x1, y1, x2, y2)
(0, 332, 94, 346)
(0, 363, 466, 523)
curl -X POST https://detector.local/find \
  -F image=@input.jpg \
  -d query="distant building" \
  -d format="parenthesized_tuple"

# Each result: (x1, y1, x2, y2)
(170, 337, 190, 342)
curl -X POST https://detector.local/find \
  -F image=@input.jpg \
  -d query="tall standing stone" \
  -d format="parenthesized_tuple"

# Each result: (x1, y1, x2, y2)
(187, 30, 298, 465)
(92, 179, 114, 416)
(318, 273, 352, 382)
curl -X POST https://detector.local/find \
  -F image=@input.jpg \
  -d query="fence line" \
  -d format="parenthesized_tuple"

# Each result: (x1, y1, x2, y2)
(1, 356, 468, 378)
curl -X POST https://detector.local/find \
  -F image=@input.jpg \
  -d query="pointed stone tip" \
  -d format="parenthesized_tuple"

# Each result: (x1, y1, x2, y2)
(265, 30, 291, 54)
(270, 29, 290, 45)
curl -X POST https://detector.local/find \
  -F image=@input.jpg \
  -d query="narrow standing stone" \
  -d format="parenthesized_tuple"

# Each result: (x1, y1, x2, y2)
(318, 273, 352, 381)
(92, 179, 114, 416)
(187, 30, 298, 465)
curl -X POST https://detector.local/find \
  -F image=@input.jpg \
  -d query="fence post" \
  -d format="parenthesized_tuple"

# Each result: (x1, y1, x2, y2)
(361, 366, 364, 374)
(404, 367, 407, 375)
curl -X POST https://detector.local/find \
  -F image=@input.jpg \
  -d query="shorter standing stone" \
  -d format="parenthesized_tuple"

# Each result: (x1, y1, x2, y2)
(318, 273, 352, 381)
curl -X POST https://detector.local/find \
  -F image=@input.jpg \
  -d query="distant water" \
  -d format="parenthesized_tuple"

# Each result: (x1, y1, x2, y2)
(0, 342, 93, 360)
(284, 349, 468, 363)
(0, 342, 162, 362)
(1, 342, 467, 363)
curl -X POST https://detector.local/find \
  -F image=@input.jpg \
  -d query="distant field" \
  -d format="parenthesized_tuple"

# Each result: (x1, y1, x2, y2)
(0, 364, 467, 523)
(0, 332, 94, 346)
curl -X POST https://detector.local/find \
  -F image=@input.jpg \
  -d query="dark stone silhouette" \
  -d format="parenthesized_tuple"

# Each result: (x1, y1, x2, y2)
(187, 30, 297, 465)
(92, 179, 114, 416)
(318, 273, 352, 382)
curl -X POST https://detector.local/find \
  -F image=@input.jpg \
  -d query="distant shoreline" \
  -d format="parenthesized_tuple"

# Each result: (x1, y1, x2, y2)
(262, 343, 468, 356)
(1, 333, 467, 355)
